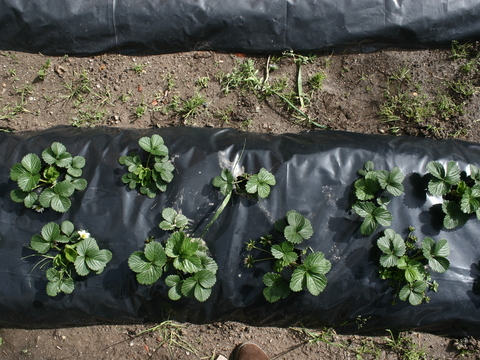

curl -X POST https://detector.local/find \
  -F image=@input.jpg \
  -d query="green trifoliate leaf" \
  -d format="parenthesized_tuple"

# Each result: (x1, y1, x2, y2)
(399, 281, 427, 306)
(352, 202, 392, 235)
(165, 275, 183, 300)
(144, 241, 167, 265)
(377, 229, 406, 267)
(159, 208, 189, 231)
(128, 244, 166, 286)
(67, 156, 86, 177)
(154, 161, 175, 183)
(284, 210, 313, 244)
(460, 186, 480, 214)
(359, 161, 375, 175)
(39, 188, 55, 208)
(45, 268, 74, 297)
(42, 143, 72, 168)
(290, 253, 330, 296)
(165, 232, 201, 273)
(10, 162, 30, 181)
(442, 200, 469, 229)
(397, 257, 423, 283)
(50, 194, 71, 213)
(181, 270, 216, 302)
(377, 167, 405, 196)
(10, 189, 28, 203)
(23, 192, 38, 208)
(120, 155, 142, 173)
(245, 168, 276, 198)
(212, 169, 234, 196)
(139, 134, 168, 156)
(422, 238, 450, 273)
(354, 178, 380, 201)
(140, 185, 157, 199)
(197, 253, 218, 274)
(41, 222, 61, 242)
(263, 273, 290, 303)
(21, 153, 42, 174)
(271, 242, 298, 266)
(427, 161, 461, 196)
(70, 178, 88, 191)
(30, 234, 52, 254)
(470, 164, 480, 183)
(17, 173, 40, 192)
(54, 180, 75, 197)
(74, 238, 112, 276)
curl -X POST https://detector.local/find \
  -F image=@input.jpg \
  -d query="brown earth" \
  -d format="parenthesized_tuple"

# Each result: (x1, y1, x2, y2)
(1, 48, 480, 360)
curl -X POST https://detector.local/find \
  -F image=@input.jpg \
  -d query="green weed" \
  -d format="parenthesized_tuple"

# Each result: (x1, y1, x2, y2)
(384, 330, 427, 360)
(178, 94, 206, 119)
(134, 101, 148, 118)
(308, 71, 327, 90)
(131, 63, 146, 74)
(37, 59, 51, 80)
(195, 76, 210, 89)
(71, 108, 106, 127)
(63, 70, 92, 105)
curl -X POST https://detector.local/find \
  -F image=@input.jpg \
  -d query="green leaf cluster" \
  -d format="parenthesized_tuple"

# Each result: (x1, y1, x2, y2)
(119, 134, 174, 198)
(377, 228, 449, 305)
(213, 167, 276, 199)
(351, 161, 404, 235)
(245, 210, 330, 303)
(30, 221, 112, 297)
(427, 161, 480, 229)
(10, 142, 87, 212)
(128, 208, 217, 302)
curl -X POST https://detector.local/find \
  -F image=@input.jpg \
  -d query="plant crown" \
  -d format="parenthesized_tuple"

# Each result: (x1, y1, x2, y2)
(244, 210, 331, 303)
(29, 221, 112, 296)
(119, 134, 174, 198)
(426, 161, 480, 229)
(378, 227, 450, 305)
(128, 208, 218, 302)
(10, 142, 88, 213)
(351, 161, 405, 235)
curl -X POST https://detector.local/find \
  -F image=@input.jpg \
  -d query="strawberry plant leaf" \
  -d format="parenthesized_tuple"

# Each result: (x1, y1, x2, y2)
(74, 238, 111, 275)
(399, 281, 427, 306)
(271, 242, 297, 266)
(352, 202, 392, 235)
(181, 270, 216, 302)
(165, 275, 183, 300)
(290, 253, 329, 296)
(377, 229, 406, 267)
(21, 153, 42, 174)
(263, 273, 290, 303)
(212, 169, 234, 196)
(460, 186, 480, 214)
(139, 134, 168, 157)
(50, 194, 71, 213)
(41, 222, 61, 242)
(245, 168, 276, 198)
(154, 161, 175, 183)
(67, 156, 86, 177)
(17, 173, 40, 192)
(422, 238, 450, 273)
(427, 161, 461, 196)
(442, 200, 469, 229)
(284, 210, 313, 244)
(46, 268, 74, 297)
(159, 208, 189, 231)
(10, 189, 28, 203)
(70, 178, 88, 191)
(354, 178, 380, 200)
(31, 234, 52, 254)
(377, 167, 405, 196)
(128, 243, 166, 285)
(10, 162, 30, 181)
(42, 143, 72, 168)
(470, 164, 480, 183)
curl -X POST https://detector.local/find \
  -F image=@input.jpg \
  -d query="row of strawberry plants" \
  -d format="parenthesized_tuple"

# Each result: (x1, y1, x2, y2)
(8, 135, 477, 306)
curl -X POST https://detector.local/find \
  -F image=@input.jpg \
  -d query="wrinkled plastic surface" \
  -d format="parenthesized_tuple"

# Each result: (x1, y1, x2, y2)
(1, 127, 480, 336)
(0, 0, 480, 55)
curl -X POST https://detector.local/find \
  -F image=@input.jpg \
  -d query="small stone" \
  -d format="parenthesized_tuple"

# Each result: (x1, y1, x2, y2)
(216, 355, 228, 360)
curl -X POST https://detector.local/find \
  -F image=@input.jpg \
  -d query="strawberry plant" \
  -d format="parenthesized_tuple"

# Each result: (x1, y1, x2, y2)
(28, 221, 112, 296)
(10, 142, 87, 213)
(377, 227, 450, 305)
(119, 134, 175, 198)
(351, 161, 405, 235)
(128, 208, 218, 302)
(244, 210, 331, 303)
(426, 161, 480, 229)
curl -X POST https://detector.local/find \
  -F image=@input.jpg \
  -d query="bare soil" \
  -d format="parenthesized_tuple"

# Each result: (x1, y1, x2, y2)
(1, 48, 480, 360)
